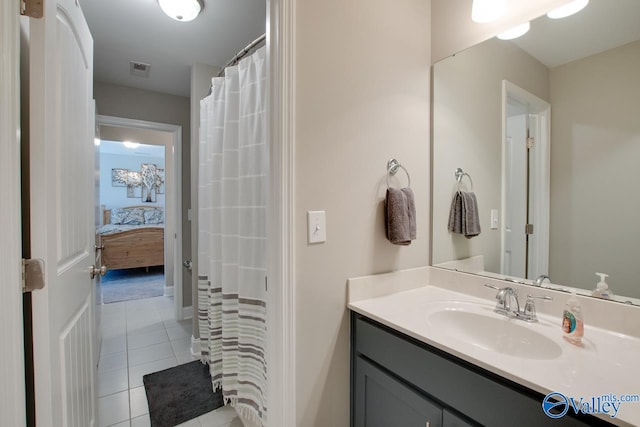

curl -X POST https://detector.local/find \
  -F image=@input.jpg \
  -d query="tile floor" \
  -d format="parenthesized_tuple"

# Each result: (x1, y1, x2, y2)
(98, 295, 242, 427)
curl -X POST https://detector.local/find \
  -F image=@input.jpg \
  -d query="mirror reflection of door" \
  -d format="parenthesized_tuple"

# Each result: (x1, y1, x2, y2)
(501, 81, 551, 280)
(504, 103, 527, 277)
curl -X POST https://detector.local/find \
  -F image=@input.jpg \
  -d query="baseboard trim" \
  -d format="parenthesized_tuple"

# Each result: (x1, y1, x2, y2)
(164, 285, 174, 297)
(190, 336, 200, 357)
(182, 305, 193, 319)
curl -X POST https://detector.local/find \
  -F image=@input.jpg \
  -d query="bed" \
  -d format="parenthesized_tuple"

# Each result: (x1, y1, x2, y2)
(97, 206, 165, 271)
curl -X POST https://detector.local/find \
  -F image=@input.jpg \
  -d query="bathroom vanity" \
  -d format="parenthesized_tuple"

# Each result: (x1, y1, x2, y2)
(348, 268, 640, 427)
(352, 314, 595, 426)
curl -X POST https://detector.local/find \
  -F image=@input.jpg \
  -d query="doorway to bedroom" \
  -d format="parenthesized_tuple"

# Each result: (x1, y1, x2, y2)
(95, 117, 183, 315)
(98, 137, 167, 304)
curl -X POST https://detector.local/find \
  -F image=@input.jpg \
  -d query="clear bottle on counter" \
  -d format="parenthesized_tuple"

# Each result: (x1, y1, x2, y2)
(562, 291, 584, 345)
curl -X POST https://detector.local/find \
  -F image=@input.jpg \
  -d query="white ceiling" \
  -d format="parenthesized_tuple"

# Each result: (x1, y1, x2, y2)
(512, 0, 640, 68)
(80, 0, 266, 97)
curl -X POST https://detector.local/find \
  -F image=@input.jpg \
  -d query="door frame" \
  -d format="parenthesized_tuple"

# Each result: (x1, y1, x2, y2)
(0, 0, 27, 424)
(500, 80, 551, 279)
(96, 115, 185, 319)
(189, 1, 297, 423)
(266, 0, 296, 425)
(3, 0, 298, 424)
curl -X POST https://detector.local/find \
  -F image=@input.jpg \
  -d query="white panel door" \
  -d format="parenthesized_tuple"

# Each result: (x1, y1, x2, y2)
(0, 0, 27, 425)
(29, 0, 96, 425)
(503, 114, 527, 278)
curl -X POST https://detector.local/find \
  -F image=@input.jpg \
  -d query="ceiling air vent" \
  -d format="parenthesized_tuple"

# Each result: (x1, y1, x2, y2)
(129, 61, 151, 78)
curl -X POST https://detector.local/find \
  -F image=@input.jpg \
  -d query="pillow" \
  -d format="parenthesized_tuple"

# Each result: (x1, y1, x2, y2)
(143, 207, 164, 225)
(122, 208, 145, 225)
(110, 207, 144, 225)
(109, 208, 126, 224)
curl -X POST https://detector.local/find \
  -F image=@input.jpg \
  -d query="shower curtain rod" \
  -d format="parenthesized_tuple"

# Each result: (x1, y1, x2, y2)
(216, 33, 266, 77)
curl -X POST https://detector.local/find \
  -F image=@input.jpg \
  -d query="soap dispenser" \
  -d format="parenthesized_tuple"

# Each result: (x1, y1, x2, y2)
(592, 272, 613, 299)
(562, 291, 584, 345)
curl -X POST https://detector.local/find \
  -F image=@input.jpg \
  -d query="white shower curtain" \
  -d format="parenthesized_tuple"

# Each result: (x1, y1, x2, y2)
(198, 46, 267, 426)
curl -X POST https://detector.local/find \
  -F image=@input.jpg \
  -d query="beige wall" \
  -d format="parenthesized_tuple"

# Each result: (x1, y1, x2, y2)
(94, 81, 192, 308)
(432, 38, 549, 271)
(431, 0, 573, 62)
(549, 40, 640, 296)
(294, 0, 430, 425)
(189, 63, 219, 339)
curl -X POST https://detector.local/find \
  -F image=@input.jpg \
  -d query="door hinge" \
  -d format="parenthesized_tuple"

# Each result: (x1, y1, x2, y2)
(22, 258, 46, 293)
(525, 224, 534, 235)
(265, 276, 268, 292)
(527, 137, 535, 150)
(20, 0, 44, 18)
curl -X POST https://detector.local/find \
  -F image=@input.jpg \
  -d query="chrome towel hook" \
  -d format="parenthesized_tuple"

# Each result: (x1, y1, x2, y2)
(387, 158, 411, 189)
(454, 167, 473, 192)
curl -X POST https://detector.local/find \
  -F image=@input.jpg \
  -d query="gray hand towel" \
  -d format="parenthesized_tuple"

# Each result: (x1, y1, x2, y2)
(461, 191, 481, 238)
(385, 187, 417, 245)
(447, 191, 481, 238)
(447, 191, 463, 234)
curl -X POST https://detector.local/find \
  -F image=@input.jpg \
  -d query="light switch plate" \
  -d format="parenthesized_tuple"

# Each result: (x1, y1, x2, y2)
(491, 209, 499, 230)
(307, 211, 326, 244)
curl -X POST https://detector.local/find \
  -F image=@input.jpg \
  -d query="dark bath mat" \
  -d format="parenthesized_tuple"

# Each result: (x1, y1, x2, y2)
(143, 360, 224, 427)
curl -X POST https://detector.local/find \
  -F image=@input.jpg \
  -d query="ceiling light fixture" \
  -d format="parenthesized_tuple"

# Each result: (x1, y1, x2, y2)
(547, 0, 589, 19)
(158, 0, 202, 22)
(472, 0, 507, 24)
(123, 141, 140, 149)
(497, 22, 531, 40)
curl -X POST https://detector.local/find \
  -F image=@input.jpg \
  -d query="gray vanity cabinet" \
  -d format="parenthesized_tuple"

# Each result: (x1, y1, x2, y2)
(351, 313, 601, 427)
(355, 356, 447, 427)
(355, 354, 476, 426)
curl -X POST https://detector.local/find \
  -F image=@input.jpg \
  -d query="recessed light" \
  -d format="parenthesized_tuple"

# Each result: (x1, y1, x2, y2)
(547, 0, 589, 19)
(123, 141, 140, 149)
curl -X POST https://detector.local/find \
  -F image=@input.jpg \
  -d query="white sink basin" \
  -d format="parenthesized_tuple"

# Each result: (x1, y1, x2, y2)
(426, 304, 562, 360)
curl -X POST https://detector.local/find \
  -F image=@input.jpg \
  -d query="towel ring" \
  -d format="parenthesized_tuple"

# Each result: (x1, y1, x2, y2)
(387, 158, 411, 189)
(454, 168, 473, 192)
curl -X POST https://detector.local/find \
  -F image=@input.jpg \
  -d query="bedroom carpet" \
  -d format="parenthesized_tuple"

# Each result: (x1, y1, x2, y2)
(143, 361, 225, 427)
(101, 266, 165, 304)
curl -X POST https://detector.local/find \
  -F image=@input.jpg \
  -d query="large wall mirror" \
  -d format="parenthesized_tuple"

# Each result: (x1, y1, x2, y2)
(432, 0, 640, 304)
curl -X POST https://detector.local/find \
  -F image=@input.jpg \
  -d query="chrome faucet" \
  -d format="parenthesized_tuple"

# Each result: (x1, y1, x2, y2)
(495, 286, 520, 315)
(533, 274, 551, 287)
(485, 284, 552, 322)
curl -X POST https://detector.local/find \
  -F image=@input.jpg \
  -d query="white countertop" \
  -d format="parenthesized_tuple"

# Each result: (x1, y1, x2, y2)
(348, 268, 640, 426)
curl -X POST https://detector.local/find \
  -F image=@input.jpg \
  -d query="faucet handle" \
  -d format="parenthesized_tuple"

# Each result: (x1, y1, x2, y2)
(522, 294, 552, 322)
(484, 284, 501, 291)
